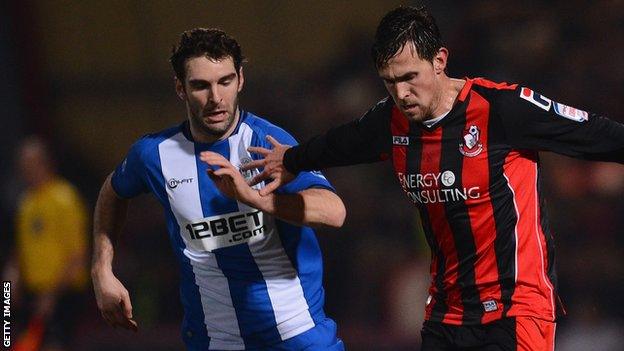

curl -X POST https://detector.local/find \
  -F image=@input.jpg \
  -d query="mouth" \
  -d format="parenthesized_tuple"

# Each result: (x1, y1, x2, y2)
(401, 104, 419, 113)
(203, 110, 228, 122)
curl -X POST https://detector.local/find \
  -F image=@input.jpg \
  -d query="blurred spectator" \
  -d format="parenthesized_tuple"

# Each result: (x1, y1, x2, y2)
(4, 136, 89, 351)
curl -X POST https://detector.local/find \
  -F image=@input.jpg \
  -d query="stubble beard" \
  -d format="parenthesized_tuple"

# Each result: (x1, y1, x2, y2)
(189, 98, 239, 140)
(413, 88, 443, 123)
(402, 103, 434, 123)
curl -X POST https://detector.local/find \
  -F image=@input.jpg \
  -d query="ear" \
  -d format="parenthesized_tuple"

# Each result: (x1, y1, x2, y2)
(237, 67, 245, 93)
(433, 47, 448, 74)
(174, 77, 186, 100)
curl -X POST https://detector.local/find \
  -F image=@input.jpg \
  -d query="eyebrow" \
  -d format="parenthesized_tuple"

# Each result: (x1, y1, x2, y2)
(188, 73, 237, 85)
(218, 73, 237, 82)
(383, 71, 417, 83)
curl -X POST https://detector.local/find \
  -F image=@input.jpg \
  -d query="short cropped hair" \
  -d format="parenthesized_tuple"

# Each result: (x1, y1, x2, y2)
(371, 5, 443, 68)
(170, 28, 244, 81)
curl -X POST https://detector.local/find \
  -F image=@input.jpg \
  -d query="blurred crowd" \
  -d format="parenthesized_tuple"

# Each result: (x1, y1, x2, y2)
(2, 1, 624, 350)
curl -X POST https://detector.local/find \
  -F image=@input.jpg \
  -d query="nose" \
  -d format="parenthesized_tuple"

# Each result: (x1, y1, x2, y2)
(395, 82, 411, 101)
(208, 84, 222, 104)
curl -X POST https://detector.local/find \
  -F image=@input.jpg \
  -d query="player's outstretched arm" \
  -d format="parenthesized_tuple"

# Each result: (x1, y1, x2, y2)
(91, 174, 138, 332)
(201, 151, 346, 228)
(242, 101, 393, 195)
(498, 87, 624, 163)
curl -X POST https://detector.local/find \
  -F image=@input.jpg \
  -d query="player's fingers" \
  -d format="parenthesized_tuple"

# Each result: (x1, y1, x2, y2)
(121, 293, 133, 319)
(101, 310, 116, 327)
(247, 146, 271, 156)
(117, 315, 138, 332)
(101, 303, 122, 324)
(119, 314, 138, 332)
(199, 151, 223, 162)
(248, 171, 270, 186)
(206, 169, 219, 180)
(104, 304, 126, 329)
(117, 300, 138, 332)
(240, 159, 265, 172)
(202, 156, 236, 171)
(199, 151, 227, 162)
(259, 179, 281, 196)
(207, 170, 225, 185)
(200, 153, 227, 165)
(266, 135, 282, 148)
(213, 168, 236, 179)
(206, 161, 234, 173)
(127, 318, 138, 332)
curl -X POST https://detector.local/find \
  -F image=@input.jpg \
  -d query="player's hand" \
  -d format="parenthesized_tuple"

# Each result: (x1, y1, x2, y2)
(199, 151, 260, 206)
(92, 270, 138, 332)
(241, 135, 296, 196)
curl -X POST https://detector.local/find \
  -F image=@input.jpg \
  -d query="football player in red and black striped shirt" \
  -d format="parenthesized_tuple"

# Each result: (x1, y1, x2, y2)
(242, 5, 624, 350)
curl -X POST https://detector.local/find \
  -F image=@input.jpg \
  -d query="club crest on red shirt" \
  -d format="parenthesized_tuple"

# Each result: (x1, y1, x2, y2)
(459, 125, 483, 157)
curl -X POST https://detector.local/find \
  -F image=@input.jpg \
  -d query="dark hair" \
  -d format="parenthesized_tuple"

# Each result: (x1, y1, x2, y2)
(170, 28, 244, 81)
(371, 5, 443, 68)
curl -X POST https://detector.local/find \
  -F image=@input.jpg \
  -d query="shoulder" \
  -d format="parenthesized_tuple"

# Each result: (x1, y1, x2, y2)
(129, 124, 184, 160)
(239, 111, 298, 145)
(467, 77, 520, 101)
(241, 112, 291, 136)
(375, 96, 395, 109)
(470, 77, 518, 91)
(367, 96, 394, 115)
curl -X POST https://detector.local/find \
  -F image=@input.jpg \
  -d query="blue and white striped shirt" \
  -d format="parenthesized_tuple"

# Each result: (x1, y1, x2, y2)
(111, 111, 335, 350)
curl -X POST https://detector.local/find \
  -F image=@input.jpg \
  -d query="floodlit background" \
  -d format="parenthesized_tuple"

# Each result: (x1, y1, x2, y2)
(2, 1, 624, 350)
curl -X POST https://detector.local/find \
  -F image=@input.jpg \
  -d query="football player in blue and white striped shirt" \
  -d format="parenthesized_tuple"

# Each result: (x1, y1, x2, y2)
(91, 28, 346, 351)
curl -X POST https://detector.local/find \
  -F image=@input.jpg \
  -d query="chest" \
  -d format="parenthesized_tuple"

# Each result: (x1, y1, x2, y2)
(389, 106, 507, 206)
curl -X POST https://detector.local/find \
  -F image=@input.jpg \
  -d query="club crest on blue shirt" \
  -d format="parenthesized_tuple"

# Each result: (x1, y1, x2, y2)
(239, 157, 255, 181)
(459, 125, 483, 157)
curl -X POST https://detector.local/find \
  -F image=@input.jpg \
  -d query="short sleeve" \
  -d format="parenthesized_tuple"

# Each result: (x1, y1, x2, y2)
(111, 139, 149, 198)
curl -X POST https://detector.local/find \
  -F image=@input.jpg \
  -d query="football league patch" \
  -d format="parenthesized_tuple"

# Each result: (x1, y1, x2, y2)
(519, 87, 551, 111)
(553, 102, 588, 122)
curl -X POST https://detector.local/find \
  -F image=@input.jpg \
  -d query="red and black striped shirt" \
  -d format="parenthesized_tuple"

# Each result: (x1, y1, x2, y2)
(283, 77, 624, 325)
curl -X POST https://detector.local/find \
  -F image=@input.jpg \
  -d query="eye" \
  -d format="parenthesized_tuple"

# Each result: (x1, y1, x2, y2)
(189, 81, 208, 90)
(403, 73, 417, 82)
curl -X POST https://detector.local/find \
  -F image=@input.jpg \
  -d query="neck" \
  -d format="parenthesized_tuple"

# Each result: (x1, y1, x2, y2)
(431, 76, 466, 118)
(190, 108, 240, 143)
